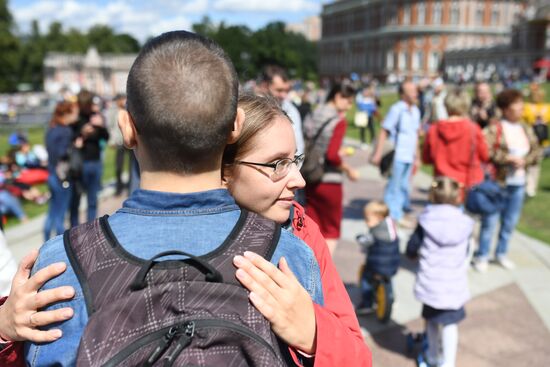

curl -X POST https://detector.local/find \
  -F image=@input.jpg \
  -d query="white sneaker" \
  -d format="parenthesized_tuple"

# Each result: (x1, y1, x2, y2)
(472, 259, 489, 272)
(496, 256, 516, 270)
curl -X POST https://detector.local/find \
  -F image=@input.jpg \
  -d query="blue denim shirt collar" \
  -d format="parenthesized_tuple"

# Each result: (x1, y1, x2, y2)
(121, 188, 239, 215)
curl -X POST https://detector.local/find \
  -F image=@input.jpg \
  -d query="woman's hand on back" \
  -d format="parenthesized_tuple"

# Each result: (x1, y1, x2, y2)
(0, 250, 75, 343)
(233, 251, 317, 354)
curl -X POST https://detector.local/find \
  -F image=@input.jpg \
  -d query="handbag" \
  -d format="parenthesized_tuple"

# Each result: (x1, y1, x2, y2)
(377, 109, 402, 177)
(465, 175, 506, 215)
(378, 140, 395, 177)
(465, 123, 506, 215)
(354, 111, 368, 128)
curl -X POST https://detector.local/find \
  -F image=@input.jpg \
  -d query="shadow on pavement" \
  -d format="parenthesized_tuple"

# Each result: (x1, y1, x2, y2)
(345, 282, 419, 363)
(343, 198, 370, 220)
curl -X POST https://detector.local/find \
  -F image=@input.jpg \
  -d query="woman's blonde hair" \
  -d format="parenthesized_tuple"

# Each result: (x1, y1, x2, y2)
(222, 93, 291, 176)
(429, 176, 461, 205)
(444, 88, 471, 117)
(364, 200, 389, 219)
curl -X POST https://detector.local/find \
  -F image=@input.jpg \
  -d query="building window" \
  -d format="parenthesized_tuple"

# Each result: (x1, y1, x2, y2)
(415, 37, 424, 46)
(385, 5, 398, 26)
(402, 4, 411, 25)
(431, 35, 440, 46)
(398, 51, 408, 70)
(432, 2, 442, 25)
(387, 51, 394, 69)
(491, 9, 500, 25)
(391, 5, 398, 25)
(413, 51, 424, 70)
(450, 2, 460, 25)
(476, 4, 484, 25)
(429, 52, 440, 71)
(417, 3, 426, 25)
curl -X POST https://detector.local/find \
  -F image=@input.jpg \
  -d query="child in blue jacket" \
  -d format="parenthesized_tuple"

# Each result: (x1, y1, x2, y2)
(356, 201, 400, 312)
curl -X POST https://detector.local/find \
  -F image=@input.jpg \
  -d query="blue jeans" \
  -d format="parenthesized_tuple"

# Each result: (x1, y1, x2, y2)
(0, 190, 25, 219)
(70, 160, 103, 226)
(384, 160, 413, 221)
(44, 174, 72, 241)
(477, 185, 525, 260)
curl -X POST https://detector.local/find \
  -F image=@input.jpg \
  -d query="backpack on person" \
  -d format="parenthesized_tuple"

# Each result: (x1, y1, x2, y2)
(301, 116, 334, 185)
(65, 210, 291, 367)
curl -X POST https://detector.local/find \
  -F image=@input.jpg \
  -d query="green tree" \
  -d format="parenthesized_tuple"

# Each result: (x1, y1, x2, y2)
(192, 16, 217, 39)
(45, 21, 67, 51)
(251, 22, 318, 81)
(65, 28, 89, 53)
(19, 20, 46, 89)
(192, 18, 318, 81)
(88, 25, 139, 53)
(0, 0, 21, 91)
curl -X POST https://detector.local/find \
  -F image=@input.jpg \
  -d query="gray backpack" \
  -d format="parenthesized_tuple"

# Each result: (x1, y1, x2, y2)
(64, 210, 292, 366)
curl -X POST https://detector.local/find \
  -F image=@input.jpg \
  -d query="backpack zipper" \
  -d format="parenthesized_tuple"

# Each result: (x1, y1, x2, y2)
(164, 319, 281, 366)
(103, 319, 280, 367)
(103, 322, 189, 367)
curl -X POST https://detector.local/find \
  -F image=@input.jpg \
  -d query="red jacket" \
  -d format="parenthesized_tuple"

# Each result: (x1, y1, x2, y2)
(423, 119, 489, 189)
(0, 206, 372, 367)
(0, 297, 25, 367)
(291, 203, 372, 367)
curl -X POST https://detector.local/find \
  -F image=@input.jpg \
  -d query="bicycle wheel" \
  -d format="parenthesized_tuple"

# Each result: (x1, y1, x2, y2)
(375, 280, 393, 323)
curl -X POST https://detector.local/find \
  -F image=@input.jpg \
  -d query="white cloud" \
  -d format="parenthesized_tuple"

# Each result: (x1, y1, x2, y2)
(143, 0, 209, 13)
(11, 0, 194, 43)
(212, 0, 320, 12)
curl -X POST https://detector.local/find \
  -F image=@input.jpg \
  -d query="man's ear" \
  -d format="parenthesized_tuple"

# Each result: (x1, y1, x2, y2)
(118, 110, 138, 149)
(227, 107, 244, 144)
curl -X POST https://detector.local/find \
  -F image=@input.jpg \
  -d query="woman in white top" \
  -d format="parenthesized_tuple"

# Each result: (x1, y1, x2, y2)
(473, 89, 541, 272)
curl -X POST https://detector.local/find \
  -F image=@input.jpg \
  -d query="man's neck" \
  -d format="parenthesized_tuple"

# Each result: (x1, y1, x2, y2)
(140, 170, 224, 194)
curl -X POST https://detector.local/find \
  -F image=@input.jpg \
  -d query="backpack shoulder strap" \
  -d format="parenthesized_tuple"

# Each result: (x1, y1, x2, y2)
(310, 117, 335, 144)
(64, 217, 114, 316)
(205, 208, 281, 285)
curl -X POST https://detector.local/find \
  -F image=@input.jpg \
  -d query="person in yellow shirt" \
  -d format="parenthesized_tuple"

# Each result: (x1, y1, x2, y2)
(523, 84, 550, 197)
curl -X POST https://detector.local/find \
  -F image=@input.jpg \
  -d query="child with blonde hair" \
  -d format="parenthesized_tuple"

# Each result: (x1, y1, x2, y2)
(356, 200, 400, 313)
(406, 176, 473, 367)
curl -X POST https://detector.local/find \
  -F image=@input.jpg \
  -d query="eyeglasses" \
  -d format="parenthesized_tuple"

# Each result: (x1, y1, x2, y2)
(236, 154, 304, 181)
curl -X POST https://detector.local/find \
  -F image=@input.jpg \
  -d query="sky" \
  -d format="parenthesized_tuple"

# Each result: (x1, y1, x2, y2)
(10, 0, 327, 42)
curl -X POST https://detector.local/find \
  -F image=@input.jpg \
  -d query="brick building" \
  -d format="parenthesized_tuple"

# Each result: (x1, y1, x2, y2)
(443, 1, 550, 81)
(320, 0, 526, 80)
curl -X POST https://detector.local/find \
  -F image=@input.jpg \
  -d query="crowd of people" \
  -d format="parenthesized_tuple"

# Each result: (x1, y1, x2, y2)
(0, 28, 548, 367)
(364, 79, 545, 366)
(0, 31, 371, 366)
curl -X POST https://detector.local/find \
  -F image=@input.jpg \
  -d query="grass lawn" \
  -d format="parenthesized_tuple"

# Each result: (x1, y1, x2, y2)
(1, 124, 118, 228)
(518, 158, 550, 244)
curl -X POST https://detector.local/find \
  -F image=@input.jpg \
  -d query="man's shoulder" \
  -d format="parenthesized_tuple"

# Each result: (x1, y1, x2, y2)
(282, 100, 301, 121)
(38, 235, 67, 266)
(35, 234, 80, 292)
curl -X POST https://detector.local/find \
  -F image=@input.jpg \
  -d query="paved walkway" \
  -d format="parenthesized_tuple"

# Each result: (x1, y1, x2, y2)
(336, 142, 550, 366)
(4, 146, 550, 366)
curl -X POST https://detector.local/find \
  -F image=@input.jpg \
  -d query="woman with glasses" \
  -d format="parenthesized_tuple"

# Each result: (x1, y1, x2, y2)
(304, 84, 359, 255)
(0, 94, 371, 367)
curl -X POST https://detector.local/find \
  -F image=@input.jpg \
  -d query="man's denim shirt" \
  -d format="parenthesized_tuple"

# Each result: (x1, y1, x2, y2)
(25, 189, 323, 366)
